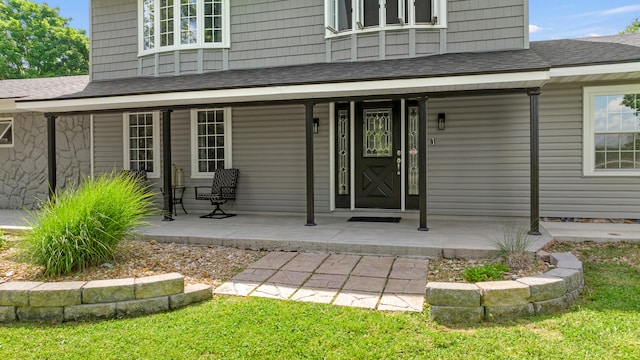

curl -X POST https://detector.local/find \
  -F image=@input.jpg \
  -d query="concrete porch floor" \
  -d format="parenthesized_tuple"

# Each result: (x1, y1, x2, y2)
(2, 209, 639, 258)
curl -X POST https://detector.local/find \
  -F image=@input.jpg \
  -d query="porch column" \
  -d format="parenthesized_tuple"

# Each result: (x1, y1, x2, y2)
(528, 89, 541, 235)
(305, 102, 316, 226)
(418, 97, 429, 231)
(162, 109, 174, 221)
(46, 115, 57, 200)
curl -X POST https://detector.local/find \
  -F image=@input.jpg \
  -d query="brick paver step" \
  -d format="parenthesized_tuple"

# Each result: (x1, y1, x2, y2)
(215, 252, 429, 313)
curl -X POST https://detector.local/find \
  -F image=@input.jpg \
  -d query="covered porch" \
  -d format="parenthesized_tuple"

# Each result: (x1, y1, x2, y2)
(23, 51, 551, 235)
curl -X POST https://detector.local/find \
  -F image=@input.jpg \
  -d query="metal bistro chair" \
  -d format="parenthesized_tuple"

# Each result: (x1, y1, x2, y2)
(195, 168, 239, 219)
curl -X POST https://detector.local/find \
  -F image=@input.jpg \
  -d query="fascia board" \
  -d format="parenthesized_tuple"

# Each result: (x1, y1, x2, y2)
(16, 71, 550, 113)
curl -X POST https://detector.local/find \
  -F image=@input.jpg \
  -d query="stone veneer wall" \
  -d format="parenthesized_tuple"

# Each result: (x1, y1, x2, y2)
(0, 273, 212, 323)
(0, 112, 91, 209)
(426, 252, 584, 323)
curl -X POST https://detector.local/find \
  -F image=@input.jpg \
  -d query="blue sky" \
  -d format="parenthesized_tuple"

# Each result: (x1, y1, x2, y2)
(35, 0, 640, 41)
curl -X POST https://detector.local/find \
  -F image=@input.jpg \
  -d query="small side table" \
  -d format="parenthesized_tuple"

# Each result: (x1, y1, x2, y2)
(162, 186, 188, 216)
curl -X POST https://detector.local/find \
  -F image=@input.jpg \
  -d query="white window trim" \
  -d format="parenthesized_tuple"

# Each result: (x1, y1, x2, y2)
(324, 0, 447, 38)
(123, 111, 161, 178)
(190, 107, 233, 178)
(583, 84, 640, 177)
(0, 117, 14, 148)
(137, 0, 231, 56)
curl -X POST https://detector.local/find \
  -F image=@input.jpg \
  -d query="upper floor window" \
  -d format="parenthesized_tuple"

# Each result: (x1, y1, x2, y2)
(583, 85, 640, 176)
(139, 0, 229, 55)
(325, 0, 446, 36)
(0, 118, 13, 148)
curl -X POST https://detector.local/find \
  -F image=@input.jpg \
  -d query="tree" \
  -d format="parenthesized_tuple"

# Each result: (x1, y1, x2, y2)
(0, 0, 89, 79)
(620, 16, 639, 34)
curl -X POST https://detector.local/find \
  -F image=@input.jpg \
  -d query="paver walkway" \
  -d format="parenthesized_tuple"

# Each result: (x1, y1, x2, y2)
(214, 252, 428, 312)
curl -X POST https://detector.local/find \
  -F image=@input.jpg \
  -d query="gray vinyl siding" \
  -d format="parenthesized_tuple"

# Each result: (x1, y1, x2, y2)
(331, 37, 352, 62)
(538, 84, 640, 219)
(385, 32, 410, 59)
(91, 0, 138, 81)
(91, 105, 330, 214)
(356, 33, 380, 61)
(227, 0, 326, 69)
(93, 113, 124, 174)
(427, 94, 531, 217)
(203, 50, 224, 72)
(228, 104, 330, 214)
(447, 0, 525, 52)
(415, 30, 441, 56)
(91, 0, 527, 80)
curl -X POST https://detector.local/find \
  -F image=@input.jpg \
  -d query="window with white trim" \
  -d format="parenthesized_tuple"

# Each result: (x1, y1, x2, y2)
(190, 108, 232, 178)
(0, 118, 13, 148)
(325, 0, 445, 36)
(123, 112, 161, 178)
(139, 0, 229, 55)
(583, 85, 640, 176)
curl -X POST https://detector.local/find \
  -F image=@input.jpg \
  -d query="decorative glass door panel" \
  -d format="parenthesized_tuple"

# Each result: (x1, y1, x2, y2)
(354, 102, 401, 209)
(363, 109, 393, 157)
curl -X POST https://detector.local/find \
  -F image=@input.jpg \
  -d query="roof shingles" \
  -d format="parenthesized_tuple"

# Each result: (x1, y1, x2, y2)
(2, 33, 639, 103)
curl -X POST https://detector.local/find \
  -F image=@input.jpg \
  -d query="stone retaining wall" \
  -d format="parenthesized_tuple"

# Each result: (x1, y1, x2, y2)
(426, 252, 584, 323)
(0, 273, 212, 323)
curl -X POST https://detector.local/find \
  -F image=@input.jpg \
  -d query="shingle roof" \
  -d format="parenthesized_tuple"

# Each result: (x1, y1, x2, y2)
(5, 33, 640, 103)
(56, 49, 550, 100)
(530, 33, 640, 67)
(0, 75, 89, 100)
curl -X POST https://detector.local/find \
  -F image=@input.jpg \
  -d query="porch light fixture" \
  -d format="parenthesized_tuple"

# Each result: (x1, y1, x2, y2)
(313, 118, 320, 134)
(437, 113, 446, 131)
(356, 21, 364, 30)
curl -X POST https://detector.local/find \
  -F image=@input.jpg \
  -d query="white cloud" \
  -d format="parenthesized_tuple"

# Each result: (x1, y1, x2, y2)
(529, 24, 542, 33)
(586, 32, 604, 38)
(602, 5, 640, 15)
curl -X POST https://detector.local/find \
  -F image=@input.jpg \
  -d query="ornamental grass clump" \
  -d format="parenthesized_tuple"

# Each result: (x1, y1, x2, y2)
(493, 222, 533, 271)
(24, 172, 155, 276)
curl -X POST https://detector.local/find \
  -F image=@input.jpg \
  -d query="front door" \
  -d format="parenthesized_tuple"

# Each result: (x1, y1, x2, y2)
(354, 102, 401, 208)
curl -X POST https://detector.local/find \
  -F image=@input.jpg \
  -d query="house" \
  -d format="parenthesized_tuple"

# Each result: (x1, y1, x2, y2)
(1, 0, 640, 233)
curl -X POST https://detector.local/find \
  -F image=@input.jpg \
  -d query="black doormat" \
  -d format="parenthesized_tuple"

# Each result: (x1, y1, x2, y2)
(348, 216, 401, 223)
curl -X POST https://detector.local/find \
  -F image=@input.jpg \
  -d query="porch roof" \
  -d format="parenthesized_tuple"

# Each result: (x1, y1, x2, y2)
(4, 33, 640, 114)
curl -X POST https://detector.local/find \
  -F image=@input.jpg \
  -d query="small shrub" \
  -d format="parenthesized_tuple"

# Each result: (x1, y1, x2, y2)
(493, 222, 533, 271)
(0, 229, 6, 250)
(462, 263, 510, 283)
(24, 172, 155, 276)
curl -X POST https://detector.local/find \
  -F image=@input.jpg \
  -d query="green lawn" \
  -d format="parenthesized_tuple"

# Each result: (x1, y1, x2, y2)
(1, 242, 639, 359)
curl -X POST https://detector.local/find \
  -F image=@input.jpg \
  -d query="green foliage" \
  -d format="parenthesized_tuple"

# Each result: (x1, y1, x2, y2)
(0, 228, 6, 250)
(0, 0, 89, 79)
(462, 262, 510, 282)
(620, 16, 639, 34)
(23, 172, 154, 276)
(493, 222, 532, 258)
(0, 243, 639, 358)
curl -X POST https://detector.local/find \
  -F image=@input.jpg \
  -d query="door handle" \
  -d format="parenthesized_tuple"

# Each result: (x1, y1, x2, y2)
(396, 150, 402, 175)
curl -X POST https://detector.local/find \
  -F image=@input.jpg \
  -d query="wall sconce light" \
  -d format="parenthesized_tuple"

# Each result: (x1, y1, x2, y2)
(437, 113, 446, 131)
(313, 118, 320, 134)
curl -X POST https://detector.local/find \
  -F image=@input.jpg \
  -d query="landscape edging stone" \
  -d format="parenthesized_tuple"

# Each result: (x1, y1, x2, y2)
(426, 252, 583, 323)
(0, 273, 211, 323)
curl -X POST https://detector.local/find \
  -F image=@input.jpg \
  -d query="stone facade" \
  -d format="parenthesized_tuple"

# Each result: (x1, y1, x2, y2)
(0, 112, 90, 209)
